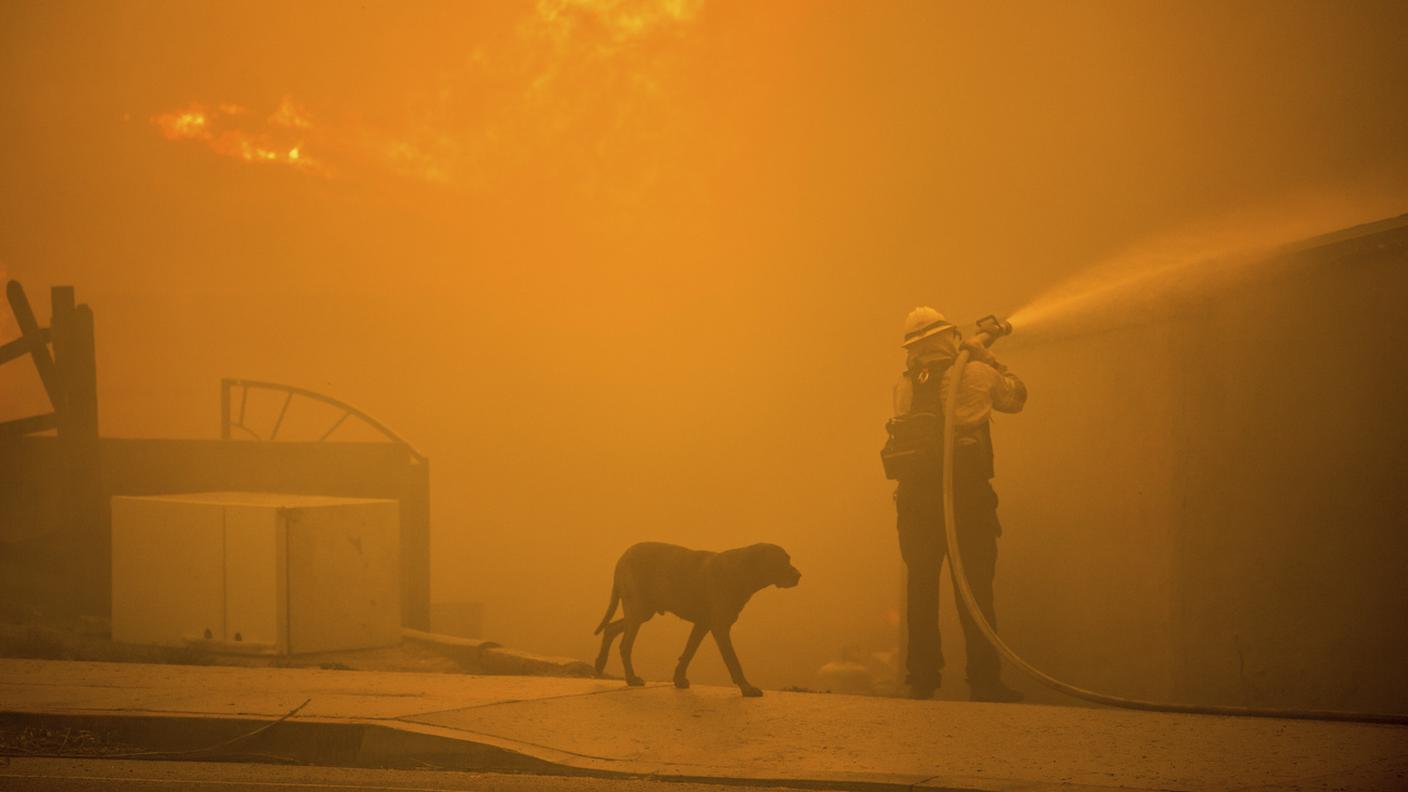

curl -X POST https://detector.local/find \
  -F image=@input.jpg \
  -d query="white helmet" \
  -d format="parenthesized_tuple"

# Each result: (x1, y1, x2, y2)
(901, 306, 955, 348)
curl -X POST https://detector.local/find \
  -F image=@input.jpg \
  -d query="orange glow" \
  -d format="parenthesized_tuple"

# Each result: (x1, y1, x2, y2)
(269, 96, 312, 130)
(152, 98, 323, 174)
(534, 0, 702, 43)
(6, 0, 1408, 707)
(145, 1, 703, 190)
(153, 108, 210, 140)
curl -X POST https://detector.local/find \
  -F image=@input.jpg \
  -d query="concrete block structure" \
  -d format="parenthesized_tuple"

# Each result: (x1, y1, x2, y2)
(112, 491, 400, 654)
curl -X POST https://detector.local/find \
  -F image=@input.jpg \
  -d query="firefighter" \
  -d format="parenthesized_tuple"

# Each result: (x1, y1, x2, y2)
(892, 306, 1026, 702)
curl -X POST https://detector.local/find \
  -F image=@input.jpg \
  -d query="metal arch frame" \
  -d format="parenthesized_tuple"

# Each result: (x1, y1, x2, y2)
(220, 378, 426, 464)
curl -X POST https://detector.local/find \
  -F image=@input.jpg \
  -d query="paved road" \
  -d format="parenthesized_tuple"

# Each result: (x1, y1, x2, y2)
(0, 758, 809, 792)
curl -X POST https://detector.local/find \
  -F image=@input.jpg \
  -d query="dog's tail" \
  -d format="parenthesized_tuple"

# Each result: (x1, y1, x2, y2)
(593, 584, 620, 636)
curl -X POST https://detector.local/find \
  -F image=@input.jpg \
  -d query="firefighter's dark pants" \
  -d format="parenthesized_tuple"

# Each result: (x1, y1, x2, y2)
(896, 467, 1002, 689)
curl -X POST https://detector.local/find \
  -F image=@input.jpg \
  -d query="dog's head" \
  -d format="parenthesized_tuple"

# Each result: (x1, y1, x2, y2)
(743, 543, 802, 589)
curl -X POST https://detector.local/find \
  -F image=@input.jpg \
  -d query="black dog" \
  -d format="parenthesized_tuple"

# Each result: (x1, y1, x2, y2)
(593, 542, 801, 697)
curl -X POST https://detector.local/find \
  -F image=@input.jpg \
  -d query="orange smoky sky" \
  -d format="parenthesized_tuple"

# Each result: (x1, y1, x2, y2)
(3, 0, 1408, 688)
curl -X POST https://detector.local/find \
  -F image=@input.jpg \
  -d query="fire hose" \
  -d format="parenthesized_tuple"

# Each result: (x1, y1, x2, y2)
(940, 316, 1408, 725)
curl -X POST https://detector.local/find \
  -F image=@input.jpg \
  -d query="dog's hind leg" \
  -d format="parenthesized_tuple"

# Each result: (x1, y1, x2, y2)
(594, 619, 625, 676)
(672, 622, 709, 689)
(619, 619, 646, 686)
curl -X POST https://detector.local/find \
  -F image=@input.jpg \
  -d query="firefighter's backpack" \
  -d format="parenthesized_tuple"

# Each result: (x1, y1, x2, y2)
(880, 363, 947, 481)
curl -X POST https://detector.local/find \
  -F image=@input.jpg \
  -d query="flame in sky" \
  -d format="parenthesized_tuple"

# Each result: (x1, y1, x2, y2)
(534, 0, 701, 45)
(148, 0, 702, 193)
(152, 96, 322, 174)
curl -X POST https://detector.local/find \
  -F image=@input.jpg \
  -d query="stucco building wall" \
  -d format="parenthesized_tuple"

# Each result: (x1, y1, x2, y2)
(991, 217, 1408, 712)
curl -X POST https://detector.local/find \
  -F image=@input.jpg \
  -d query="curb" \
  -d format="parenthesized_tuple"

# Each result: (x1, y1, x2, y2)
(401, 629, 595, 678)
(0, 710, 557, 773)
(0, 710, 1039, 791)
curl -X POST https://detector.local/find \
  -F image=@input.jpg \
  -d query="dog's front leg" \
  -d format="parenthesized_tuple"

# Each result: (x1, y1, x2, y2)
(711, 624, 762, 697)
(674, 622, 709, 689)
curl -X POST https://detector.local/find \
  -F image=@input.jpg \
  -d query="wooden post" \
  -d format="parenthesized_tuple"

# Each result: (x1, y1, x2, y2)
(70, 302, 105, 619)
(51, 286, 75, 434)
(48, 285, 103, 619)
(48, 286, 80, 612)
(68, 304, 99, 441)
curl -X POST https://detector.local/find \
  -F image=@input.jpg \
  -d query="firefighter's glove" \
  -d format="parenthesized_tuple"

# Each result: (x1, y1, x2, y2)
(961, 338, 997, 366)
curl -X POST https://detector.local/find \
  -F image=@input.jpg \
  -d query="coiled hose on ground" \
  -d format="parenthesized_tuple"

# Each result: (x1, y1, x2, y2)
(940, 346, 1408, 726)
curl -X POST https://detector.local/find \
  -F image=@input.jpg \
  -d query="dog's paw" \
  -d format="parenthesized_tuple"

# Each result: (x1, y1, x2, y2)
(740, 684, 764, 698)
(625, 675, 646, 687)
(673, 676, 690, 689)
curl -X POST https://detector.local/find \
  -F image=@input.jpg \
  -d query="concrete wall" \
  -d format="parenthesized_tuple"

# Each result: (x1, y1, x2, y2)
(993, 219, 1408, 713)
(112, 492, 400, 653)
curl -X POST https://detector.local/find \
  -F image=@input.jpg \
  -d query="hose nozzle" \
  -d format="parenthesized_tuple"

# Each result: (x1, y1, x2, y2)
(974, 314, 1013, 347)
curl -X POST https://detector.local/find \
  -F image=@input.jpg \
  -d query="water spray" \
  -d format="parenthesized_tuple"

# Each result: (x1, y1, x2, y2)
(1002, 206, 1408, 342)
(940, 315, 1407, 725)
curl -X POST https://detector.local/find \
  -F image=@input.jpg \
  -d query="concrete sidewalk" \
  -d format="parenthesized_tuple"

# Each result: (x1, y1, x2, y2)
(1, 659, 1404, 791)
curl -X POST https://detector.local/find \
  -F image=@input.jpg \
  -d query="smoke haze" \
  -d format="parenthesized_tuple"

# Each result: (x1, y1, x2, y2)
(4, 0, 1408, 689)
